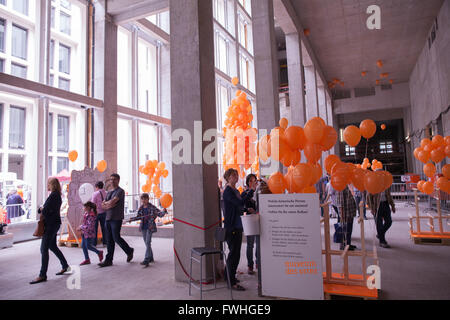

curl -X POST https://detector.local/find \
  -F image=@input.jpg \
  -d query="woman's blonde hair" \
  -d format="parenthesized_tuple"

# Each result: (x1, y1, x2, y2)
(48, 177, 62, 194)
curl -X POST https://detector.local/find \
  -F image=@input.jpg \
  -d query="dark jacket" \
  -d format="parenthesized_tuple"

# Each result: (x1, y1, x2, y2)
(367, 188, 395, 214)
(241, 189, 256, 212)
(41, 191, 62, 228)
(223, 186, 244, 232)
(131, 203, 167, 233)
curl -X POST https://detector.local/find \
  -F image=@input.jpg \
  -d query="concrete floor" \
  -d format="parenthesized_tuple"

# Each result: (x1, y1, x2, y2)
(1, 202, 449, 300)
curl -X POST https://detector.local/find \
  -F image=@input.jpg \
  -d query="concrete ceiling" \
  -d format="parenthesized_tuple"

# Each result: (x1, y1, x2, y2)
(288, 0, 444, 89)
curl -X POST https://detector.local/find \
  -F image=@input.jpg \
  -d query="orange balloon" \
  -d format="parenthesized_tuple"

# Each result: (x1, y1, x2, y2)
(360, 119, 377, 139)
(97, 160, 107, 173)
(364, 171, 383, 195)
(304, 143, 322, 163)
(325, 155, 340, 175)
(421, 138, 431, 148)
(68, 150, 78, 162)
(162, 169, 169, 178)
(285, 126, 306, 150)
(423, 163, 436, 178)
(351, 167, 366, 191)
(292, 163, 312, 190)
(268, 172, 287, 194)
(232, 77, 239, 86)
(157, 162, 166, 171)
(381, 171, 393, 190)
(285, 170, 301, 194)
(279, 118, 289, 129)
(423, 143, 434, 153)
(304, 117, 326, 144)
(319, 126, 338, 151)
(331, 172, 348, 191)
(445, 136, 450, 146)
(160, 194, 173, 208)
(331, 162, 352, 186)
(310, 163, 322, 185)
(422, 181, 434, 195)
(381, 124, 386, 130)
(417, 180, 425, 192)
(436, 177, 450, 194)
(281, 149, 294, 167)
(343, 125, 361, 147)
(418, 150, 431, 164)
(430, 148, 445, 163)
(413, 147, 423, 160)
(291, 150, 301, 166)
(431, 135, 445, 148)
(443, 164, 450, 179)
(270, 138, 289, 162)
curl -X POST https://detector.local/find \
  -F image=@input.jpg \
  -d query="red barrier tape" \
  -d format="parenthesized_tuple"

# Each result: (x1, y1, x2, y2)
(173, 217, 221, 231)
(173, 246, 214, 285)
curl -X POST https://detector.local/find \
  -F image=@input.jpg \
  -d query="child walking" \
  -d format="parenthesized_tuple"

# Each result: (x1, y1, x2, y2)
(78, 202, 103, 265)
(130, 193, 167, 267)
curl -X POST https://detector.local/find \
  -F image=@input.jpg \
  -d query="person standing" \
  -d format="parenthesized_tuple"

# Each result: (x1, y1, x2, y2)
(367, 184, 396, 248)
(336, 186, 357, 251)
(6, 189, 24, 222)
(316, 175, 329, 217)
(92, 181, 107, 247)
(241, 174, 258, 275)
(98, 173, 134, 267)
(222, 168, 246, 291)
(325, 182, 340, 218)
(30, 178, 70, 284)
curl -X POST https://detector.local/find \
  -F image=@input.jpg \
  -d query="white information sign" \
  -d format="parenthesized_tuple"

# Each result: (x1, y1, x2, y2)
(259, 193, 324, 300)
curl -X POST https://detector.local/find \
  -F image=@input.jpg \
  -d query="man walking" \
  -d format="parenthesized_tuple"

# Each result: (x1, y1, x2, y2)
(336, 186, 357, 251)
(98, 173, 134, 267)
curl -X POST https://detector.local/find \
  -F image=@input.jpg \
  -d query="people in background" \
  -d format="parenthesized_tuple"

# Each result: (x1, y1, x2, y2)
(77, 201, 103, 266)
(316, 174, 329, 217)
(222, 168, 250, 291)
(92, 181, 107, 247)
(336, 185, 357, 251)
(242, 174, 258, 275)
(128, 193, 167, 268)
(30, 178, 70, 284)
(354, 188, 367, 220)
(325, 182, 339, 218)
(6, 189, 24, 222)
(99, 173, 134, 267)
(367, 180, 396, 248)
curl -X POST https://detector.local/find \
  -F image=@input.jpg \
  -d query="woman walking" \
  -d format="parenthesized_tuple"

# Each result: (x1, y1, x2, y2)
(30, 178, 70, 284)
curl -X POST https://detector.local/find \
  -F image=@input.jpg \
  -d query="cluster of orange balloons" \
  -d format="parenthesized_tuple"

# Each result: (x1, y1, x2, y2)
(223, 79, 258, 178)
(267, 163, 322, 195)
(343, 119, 377, 147)
(324, 154, 392, 195)
(139, 160, 169, 199)
(258, 117, 337, 169)
(414, 135, 449, 165)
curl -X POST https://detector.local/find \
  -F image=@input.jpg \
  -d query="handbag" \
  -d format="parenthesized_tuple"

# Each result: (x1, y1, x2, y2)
(333, 222, 344, 243)
(33, 213, 45, 237)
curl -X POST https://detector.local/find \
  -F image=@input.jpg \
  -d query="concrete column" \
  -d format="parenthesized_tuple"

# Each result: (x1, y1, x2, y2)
(34, 97, 49, 217)
(170, 0, 219, 282)
(285, 32, 306, 126)
(304, 65, 319, 121)
(251, 0, 280, 131)
(93, 1, 118, 174)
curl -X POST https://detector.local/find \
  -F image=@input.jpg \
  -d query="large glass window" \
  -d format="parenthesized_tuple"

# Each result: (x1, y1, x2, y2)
(58, 77, 70, 90)
(137, 39, 157, 114)
(13, 0, 29, 16)
(11, 63, 27, 78)
(12, 25, 28, 60)
(138, 122, 158, 190)
(9, 106, 25, 149)
(117, 27, 131, 107)
(214, 0, 227, 28)
(9, 154, 25, 180)
(216, 33, 228, 74)
(0, 19, 5, 52)
(117, 118, 133, 199)
(57, 115, 69, 152)
(60, 12, 71, 35)
(50, 40, 55, 70)
(59, 43, 70, 74)
(51, 7, 56, 29)
(48, 157, 53, 177)
(57, 156, 68, 174)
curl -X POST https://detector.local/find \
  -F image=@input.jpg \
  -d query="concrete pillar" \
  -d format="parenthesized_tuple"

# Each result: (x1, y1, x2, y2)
(304, 65, 319, 121)
(170, 0, 219, 282)
(93, 1, 118, 174)
(251, 0, 280, 131)
(251, 0, 280, 174)
(285, 32, 306, 126)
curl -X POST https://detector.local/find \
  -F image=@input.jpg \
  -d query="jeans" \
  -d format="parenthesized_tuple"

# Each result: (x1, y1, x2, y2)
(355, 195, 367, 218)
(376, 201, 392, 243)
(142, 229, 154, 263)
(95, 213, 107, 245)
(224, 230, 242, 286)
(82, 236, 100, 260)
(105, 220, 133, 263)
(39, 224, 69, 278)
(246, 235, 259, 269)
